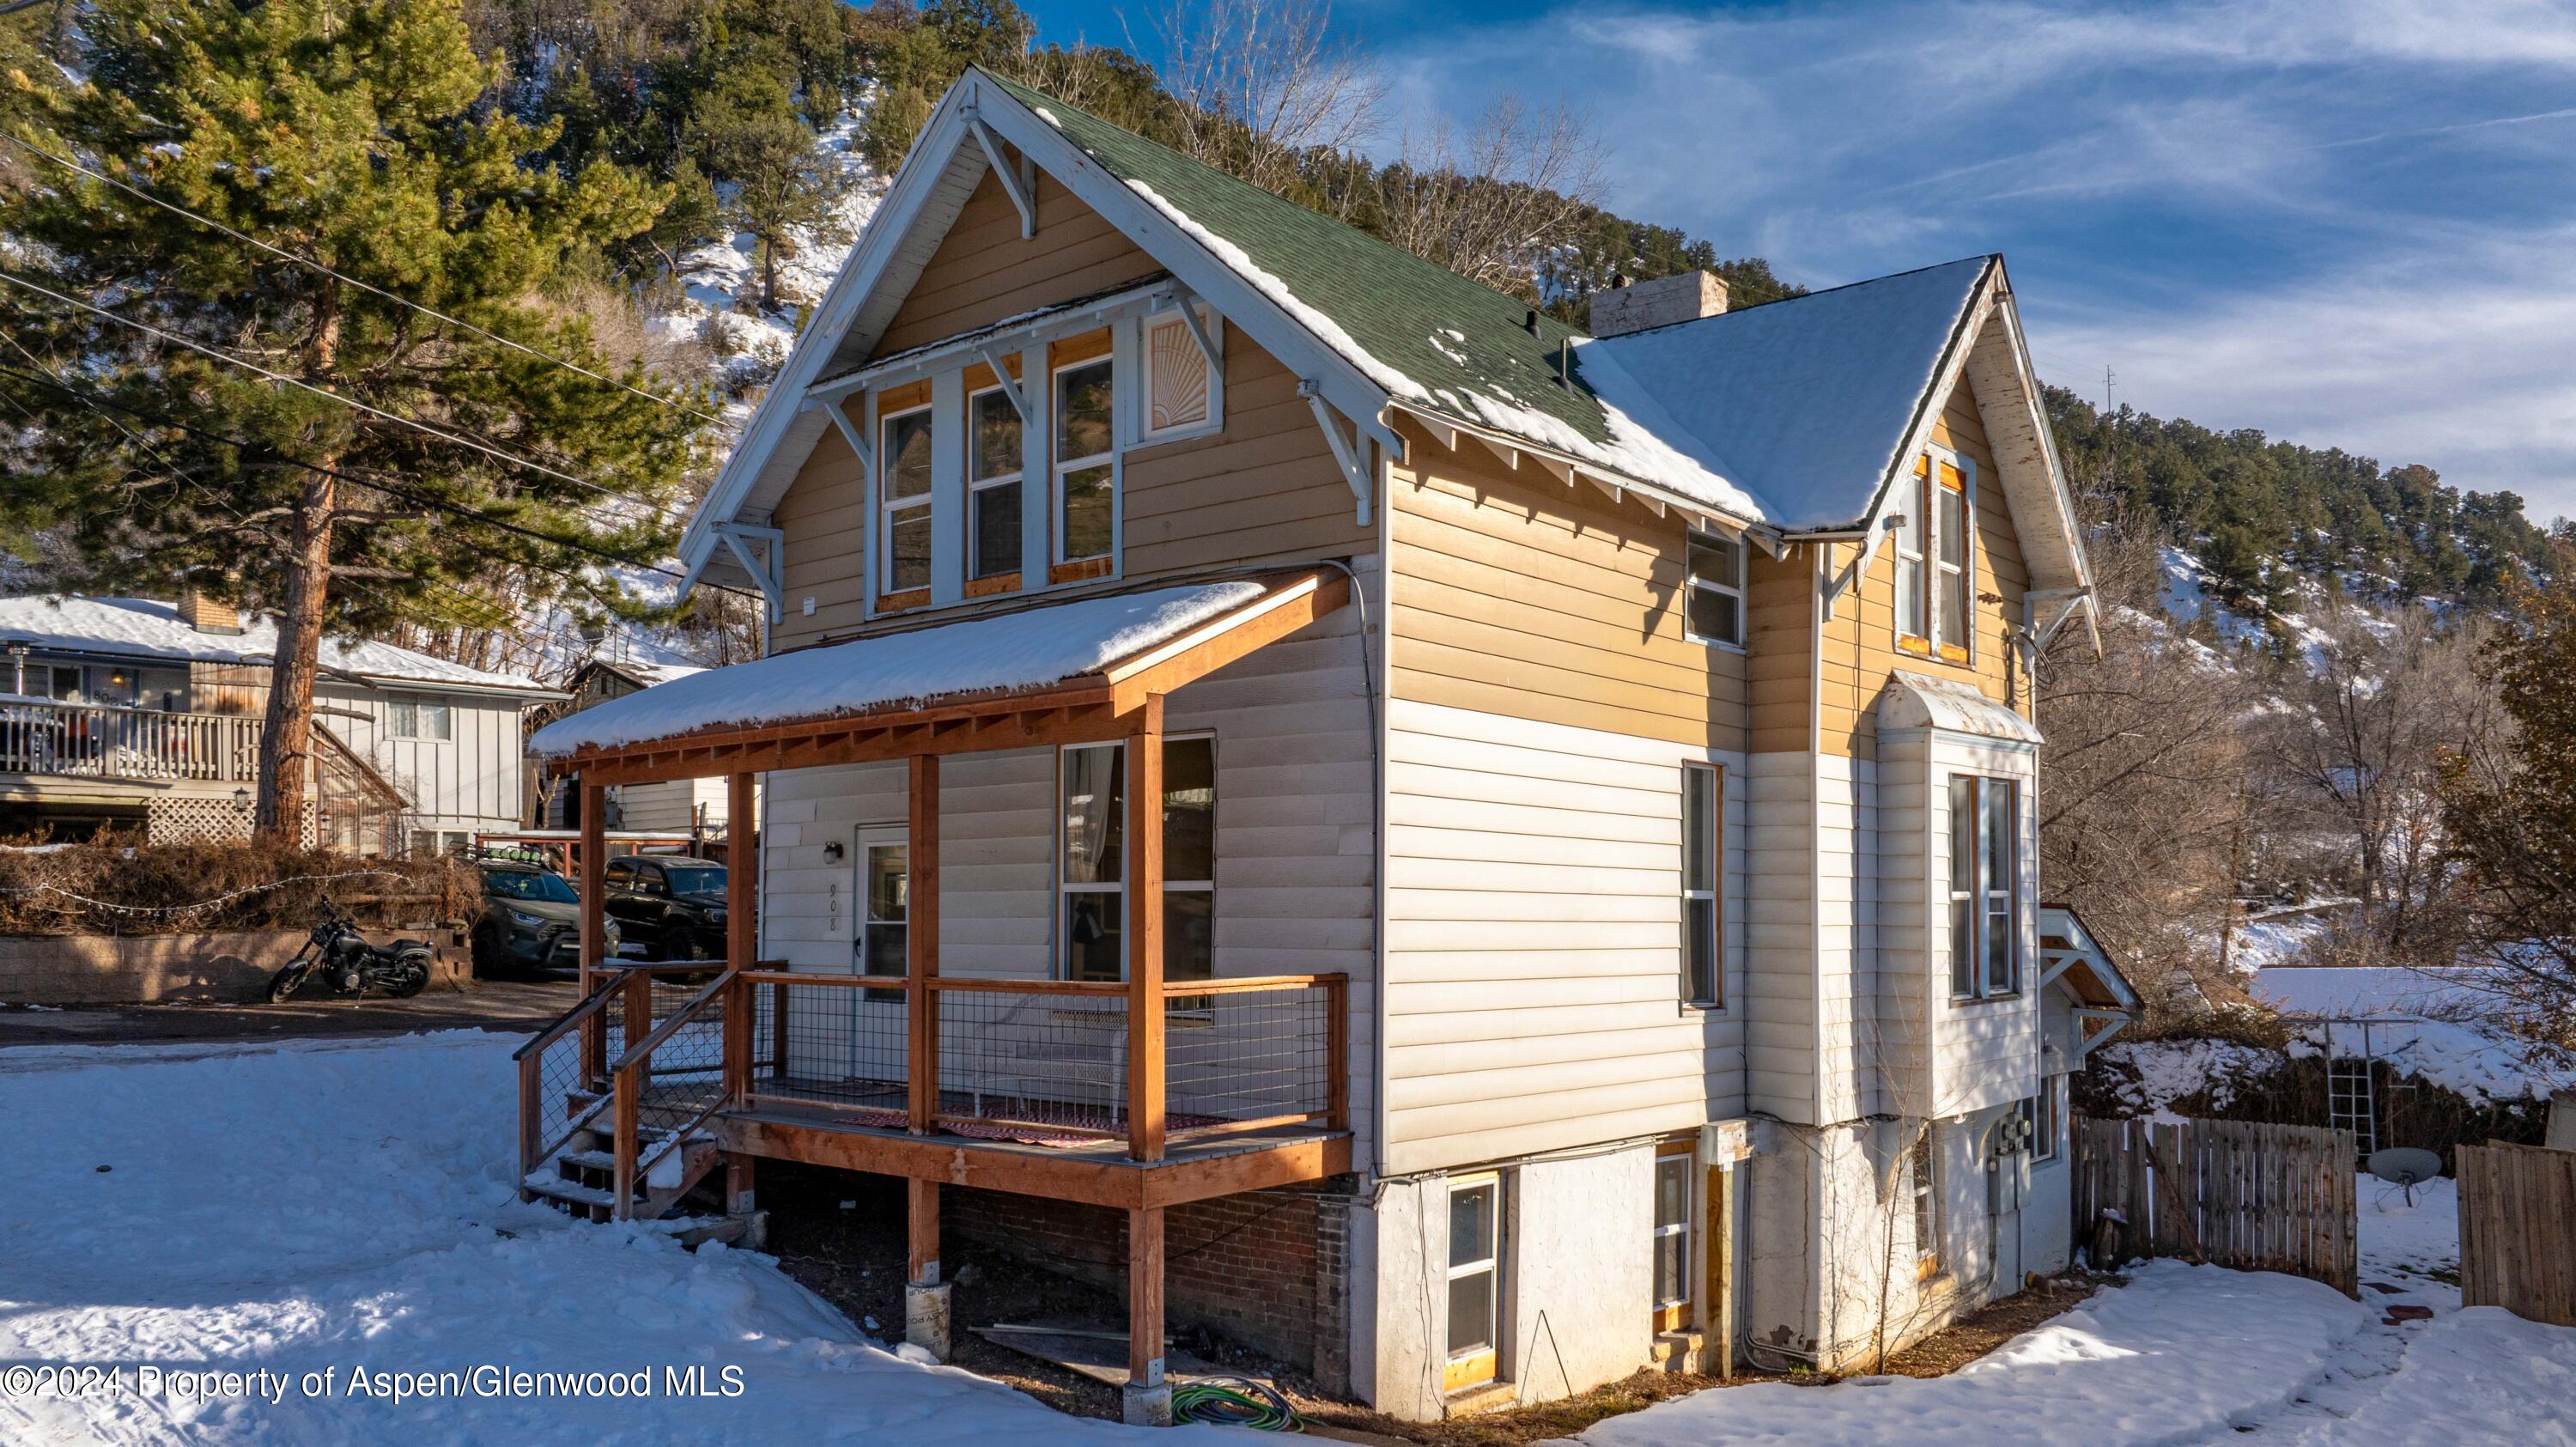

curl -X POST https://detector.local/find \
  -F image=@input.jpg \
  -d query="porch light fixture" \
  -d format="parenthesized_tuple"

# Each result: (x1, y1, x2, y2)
(5, 638, 25, 696)
(821, 840, 845, 863)
(232, 787, 251, 814)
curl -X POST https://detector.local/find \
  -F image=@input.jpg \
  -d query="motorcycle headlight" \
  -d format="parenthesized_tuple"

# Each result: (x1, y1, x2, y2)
(707, 907, 726, 923)
(508, 909, 545, 928)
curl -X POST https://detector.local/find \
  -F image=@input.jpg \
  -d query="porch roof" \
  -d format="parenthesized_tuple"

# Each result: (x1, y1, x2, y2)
(530, 571, 1346, 781)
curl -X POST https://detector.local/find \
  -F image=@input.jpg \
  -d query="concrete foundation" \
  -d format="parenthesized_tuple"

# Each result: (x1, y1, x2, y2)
(904, 1281, 952, 1362)
(1121, 1380, 1173, 1427)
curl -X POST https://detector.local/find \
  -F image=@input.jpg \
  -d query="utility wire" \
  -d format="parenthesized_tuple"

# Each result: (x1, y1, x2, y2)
(0, 130, 730, 426)
(0, 356, 714, 586)
(0, 267, 696, 522)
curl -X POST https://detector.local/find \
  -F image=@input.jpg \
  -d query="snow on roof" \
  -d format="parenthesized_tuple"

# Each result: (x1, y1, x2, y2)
(1880, 670, 2044, 744)
(0, 595, 554, 695)
(529, 581, 1267, 757)
(2251, 965, 2509, 1019)
(1577, 258, 1991, 530)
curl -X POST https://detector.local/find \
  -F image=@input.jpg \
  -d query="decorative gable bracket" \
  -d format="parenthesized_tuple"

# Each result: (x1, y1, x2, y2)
(717, 523, 786, 624)
(1820, 511, 1905, 622)
(963, 107, 1039, 239)
(1298, 380, 1374, 526)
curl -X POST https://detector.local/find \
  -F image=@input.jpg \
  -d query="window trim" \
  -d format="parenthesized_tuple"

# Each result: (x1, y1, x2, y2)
(387, 695, 453, 742)
(1051, 355, 1120, 569)
(1443, 1170, 1504, 1392)
(1911, 1129, 1941, 1279)
(1680, 763, 1724, 1008)
(965, 381, 1024, 587)
(1651, 1141, 1695, 1333)
(1137, 304, 1222, 444)
(1682, 529, 1747, 649)
(2026, 1079, 2063, 1164)
(876, 400, 936, 604)
(1897, 445, 1978, 664)
(1948, 774, 2021, 1001)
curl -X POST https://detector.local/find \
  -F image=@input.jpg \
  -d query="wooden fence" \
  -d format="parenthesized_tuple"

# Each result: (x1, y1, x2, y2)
(2074, 1116, 2358, 1297)
(2458, 1141, 2576, 1327)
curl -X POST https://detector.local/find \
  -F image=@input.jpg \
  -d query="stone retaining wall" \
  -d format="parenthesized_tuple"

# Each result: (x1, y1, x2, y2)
(0, 929, 469, 1005)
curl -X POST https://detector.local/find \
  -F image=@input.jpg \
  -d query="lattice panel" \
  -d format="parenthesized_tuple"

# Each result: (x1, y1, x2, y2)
(144, 797, 315, 846)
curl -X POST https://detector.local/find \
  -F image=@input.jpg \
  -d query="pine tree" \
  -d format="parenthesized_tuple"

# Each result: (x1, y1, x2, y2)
(693, 65, 847, 311)
(0, 0, 705, 839)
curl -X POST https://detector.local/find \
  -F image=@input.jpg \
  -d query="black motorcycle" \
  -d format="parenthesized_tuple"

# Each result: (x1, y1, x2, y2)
(266, 898, 434, 1003)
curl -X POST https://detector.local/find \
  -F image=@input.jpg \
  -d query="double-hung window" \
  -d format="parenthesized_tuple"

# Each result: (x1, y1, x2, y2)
(1947, 775, 2020, 998)
(1056, 737, 1218, 984)
(879, 404, 934, 598)
(1680, 764, 1722, 1006)
(2024, 1081, 2061, 1163)
(968, 384, 1023, 585)
(1685, 530, 1746, 647)
(1054, 358, 1116, 567)
(1897, 450, 1975, 660)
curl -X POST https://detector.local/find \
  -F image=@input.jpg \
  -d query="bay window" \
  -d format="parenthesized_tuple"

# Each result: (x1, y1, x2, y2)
(1948, 774, 2020, 999)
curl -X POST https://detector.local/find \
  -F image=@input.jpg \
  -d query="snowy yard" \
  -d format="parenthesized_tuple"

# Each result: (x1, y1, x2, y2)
(6, 1031, 2573, 1445)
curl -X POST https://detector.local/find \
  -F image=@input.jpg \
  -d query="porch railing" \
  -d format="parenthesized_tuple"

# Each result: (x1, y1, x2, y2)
(0, 698, 262, 782)
(730, 970, 1349, 1151)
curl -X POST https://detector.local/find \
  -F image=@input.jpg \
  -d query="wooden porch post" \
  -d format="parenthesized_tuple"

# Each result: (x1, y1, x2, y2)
(1126, 695, 1165, 1163)
(726, 770, 757, 969)
(908, 1177, 940, 1285)
(1127, 1204, 1169, 1416)
(578, 776, 607, 1083)
(907, 754, 940, 1134)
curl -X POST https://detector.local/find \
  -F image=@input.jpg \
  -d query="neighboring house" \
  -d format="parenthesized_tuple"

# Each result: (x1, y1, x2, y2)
(527, 659, 749, 838)
(0, 592, 561, 850)
(523, 70, 2140, 1423)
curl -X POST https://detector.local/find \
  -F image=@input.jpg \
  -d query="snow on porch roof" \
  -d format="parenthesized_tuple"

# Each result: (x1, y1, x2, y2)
(528, 579, 1287, 760)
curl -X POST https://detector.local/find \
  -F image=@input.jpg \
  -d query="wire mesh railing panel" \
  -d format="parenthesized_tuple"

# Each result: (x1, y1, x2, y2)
(934, 988, 1131, 1136)
(743, 976, 911, 1118)
(1165, 984, 1334, 1128)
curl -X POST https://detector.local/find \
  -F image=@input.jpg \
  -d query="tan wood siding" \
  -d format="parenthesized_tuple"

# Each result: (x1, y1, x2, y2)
(869, 171, 1161, 362)
(1386, 426, 1749, 753)
(1122, 337, 1369, 575)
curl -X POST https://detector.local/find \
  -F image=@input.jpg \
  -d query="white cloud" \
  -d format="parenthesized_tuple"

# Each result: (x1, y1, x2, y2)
(1373, 0, 2576, 509)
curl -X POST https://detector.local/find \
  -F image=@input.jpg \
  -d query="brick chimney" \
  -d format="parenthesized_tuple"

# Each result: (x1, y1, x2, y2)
(1587, 270, 1729, 338)
(177, 587, 242, 635)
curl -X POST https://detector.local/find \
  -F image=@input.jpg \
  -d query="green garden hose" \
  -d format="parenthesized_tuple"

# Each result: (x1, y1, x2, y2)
(1170, 1376, 1302, 1431)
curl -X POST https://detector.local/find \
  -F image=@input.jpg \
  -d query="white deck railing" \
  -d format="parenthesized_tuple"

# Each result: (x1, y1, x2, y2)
(0, 699, 263, 782)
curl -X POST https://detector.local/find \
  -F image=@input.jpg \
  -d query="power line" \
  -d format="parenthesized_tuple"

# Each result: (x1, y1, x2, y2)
(0, 356, 715, 586)
(0, 129, 730, 426)
(0, 267, 697, 522)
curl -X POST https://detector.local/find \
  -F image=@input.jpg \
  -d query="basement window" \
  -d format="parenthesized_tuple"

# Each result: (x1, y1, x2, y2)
(1911, 1130, 1941, 1279)
(1443, 1172, 1503, 1392)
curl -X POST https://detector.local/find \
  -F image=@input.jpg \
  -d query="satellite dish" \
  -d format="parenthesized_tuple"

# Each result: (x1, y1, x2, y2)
(2367, 1146, 2444, 1205)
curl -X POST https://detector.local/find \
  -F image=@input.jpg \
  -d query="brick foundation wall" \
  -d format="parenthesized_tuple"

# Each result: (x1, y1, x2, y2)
(950, 1183, 1351, 1391)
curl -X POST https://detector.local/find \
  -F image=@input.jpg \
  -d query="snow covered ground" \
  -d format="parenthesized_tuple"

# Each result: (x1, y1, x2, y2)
(0, 1032, 1223, 1444)
(9, 1031, 2572, 1444)
(1563, 1164, 2576, 1445)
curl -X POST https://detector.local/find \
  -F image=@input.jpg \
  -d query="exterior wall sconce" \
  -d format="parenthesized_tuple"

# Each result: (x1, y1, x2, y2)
(821, 840, 844, 863)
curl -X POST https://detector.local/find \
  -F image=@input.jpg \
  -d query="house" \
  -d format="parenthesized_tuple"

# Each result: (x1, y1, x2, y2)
(519, 70, 2139, 1424)
(0, 591, 560, 851)
(526, 658, 750, 841)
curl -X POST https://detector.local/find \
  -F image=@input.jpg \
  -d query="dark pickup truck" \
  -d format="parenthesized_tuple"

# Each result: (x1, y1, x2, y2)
(603, 854, 729, 961)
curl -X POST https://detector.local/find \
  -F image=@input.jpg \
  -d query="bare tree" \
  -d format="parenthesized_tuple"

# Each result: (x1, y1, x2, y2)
(1374, 96, 1605, 295)
(1143, 0, 1384, 197)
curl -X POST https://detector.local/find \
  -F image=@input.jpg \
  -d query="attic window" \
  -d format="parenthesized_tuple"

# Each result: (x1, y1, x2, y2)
(1897, 448, 1976, 662)
(879, 404, 935, 597)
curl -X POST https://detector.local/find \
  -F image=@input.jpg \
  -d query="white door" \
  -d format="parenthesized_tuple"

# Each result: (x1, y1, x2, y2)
(849, 825, 908, 1090)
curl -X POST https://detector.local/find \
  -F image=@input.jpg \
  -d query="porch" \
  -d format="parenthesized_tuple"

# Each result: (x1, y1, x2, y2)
(513, 572, 1357, 1421)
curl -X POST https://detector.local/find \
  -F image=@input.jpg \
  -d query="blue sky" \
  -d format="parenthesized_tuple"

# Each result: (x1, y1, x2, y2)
(1026, 0, 2576, 520)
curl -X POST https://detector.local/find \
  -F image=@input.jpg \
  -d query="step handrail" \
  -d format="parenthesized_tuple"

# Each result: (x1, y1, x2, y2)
(511, 970, 623, 1063)
(610, 967, 738, 1075)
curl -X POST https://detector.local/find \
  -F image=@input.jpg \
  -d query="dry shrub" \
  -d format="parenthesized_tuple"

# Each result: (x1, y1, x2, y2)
(0, 835, 475, 936)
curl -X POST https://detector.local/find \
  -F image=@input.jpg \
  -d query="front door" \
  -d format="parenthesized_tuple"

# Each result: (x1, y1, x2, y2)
(850, 825, 908, 1090)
